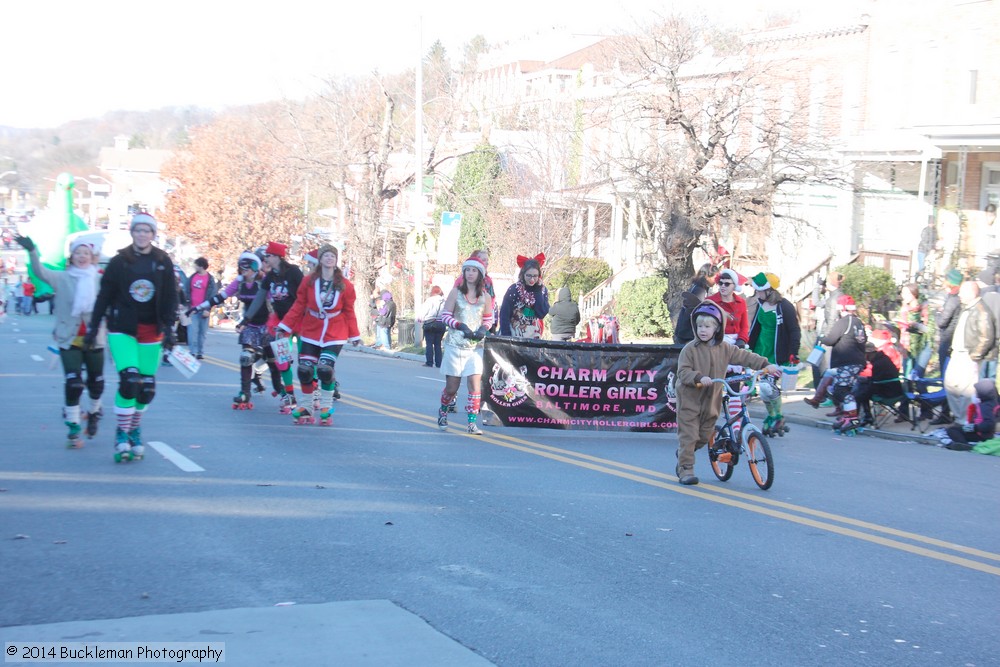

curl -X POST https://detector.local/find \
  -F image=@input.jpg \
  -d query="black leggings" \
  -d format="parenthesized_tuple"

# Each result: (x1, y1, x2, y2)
(59, 346, 105, 406)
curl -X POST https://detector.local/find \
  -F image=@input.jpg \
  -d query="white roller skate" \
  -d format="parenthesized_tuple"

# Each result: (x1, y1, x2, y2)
(114, 429, 133, 463)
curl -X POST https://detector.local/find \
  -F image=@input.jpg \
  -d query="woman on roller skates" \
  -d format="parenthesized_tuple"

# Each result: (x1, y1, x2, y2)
(17, 234, 106, 448)
(747, 272, 801, 436)
(193, 251, 269, 410)
(276, 244, 360, 425)
(436, 255, 495, 435)
(242, 241, 304, 414)
(86, 213, 177, 462)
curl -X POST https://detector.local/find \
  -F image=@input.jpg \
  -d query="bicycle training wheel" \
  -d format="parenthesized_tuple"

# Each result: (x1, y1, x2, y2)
(709, 427, 735, 482)
(745, 429, 774, 490)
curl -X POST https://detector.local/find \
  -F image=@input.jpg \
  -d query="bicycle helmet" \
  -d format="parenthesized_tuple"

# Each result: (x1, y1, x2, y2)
(690, 300, 726, 344)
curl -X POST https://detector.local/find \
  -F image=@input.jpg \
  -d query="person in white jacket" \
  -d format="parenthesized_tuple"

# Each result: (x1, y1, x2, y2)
(17, 234, 106, 448)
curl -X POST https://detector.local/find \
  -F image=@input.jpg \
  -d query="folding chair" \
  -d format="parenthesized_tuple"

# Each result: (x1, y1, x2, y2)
(868, 379, 916, 430)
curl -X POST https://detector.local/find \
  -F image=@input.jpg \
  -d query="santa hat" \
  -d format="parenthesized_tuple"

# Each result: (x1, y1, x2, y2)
(129, 212, 157, 234)
(462, 255, 486, 276)
(265, 241, 287, 258)
(305, 249, 319, 266)
(716, 268, 747, 286)
(837, 294, 857, 311)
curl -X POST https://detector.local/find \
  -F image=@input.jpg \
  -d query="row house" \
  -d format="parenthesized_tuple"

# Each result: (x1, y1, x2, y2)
(455, 0, 1000, 314)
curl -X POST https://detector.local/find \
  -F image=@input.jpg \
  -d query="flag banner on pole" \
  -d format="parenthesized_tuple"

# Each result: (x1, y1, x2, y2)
(483, 337, 682, 432)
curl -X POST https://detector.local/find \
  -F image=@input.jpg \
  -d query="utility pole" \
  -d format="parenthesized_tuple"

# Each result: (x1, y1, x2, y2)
(412, 15, 425, 346)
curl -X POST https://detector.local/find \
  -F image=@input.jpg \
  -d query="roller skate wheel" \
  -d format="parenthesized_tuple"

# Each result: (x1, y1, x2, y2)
(320, 417, 332, 426)
(66, 439, 84, 450)
(114, 451, 131, 463)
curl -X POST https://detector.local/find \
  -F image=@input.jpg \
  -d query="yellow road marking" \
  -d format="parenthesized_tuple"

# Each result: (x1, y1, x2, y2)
(206, 357, 1000, 575)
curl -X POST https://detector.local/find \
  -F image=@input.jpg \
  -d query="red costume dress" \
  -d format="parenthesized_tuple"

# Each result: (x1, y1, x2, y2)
(277, 275, 360, 345)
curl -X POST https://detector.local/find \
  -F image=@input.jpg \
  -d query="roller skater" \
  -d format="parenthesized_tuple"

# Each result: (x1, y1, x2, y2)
(758, 376, 789, 437)
(276, 244, 361, 427)
(88, 214, 177, 462)
(232, 392, 253, 410)
(17, 232, 107, 451)
(243, 242, 304, 411)
(436, 255, 495, 435)
(193, 251, 269, 410)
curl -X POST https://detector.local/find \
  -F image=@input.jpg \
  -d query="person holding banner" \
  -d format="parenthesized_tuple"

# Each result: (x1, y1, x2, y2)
(276, 244, 361, 426)
(499, 254, 549, 338)
(243, 241, 304, 413)
(437, 255, 495, 434)
(85, 213, 178, 462)
(676, 300, 780, 485)
(16, 234, 106, 448)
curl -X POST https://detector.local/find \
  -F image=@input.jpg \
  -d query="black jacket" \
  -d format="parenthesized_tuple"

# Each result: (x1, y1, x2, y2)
(748, 297, 801, 365)
(935, 291, 961, 356)
(822, 314, 867, 368)
(90, 245, 178, 336)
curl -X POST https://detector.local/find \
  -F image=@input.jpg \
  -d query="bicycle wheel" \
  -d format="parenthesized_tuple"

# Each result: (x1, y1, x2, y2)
(745, 428, 774, 490)
(709, 427, 735, 482)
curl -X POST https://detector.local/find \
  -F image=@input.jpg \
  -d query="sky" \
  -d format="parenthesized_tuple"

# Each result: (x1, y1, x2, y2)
(1, 0, 861, 129)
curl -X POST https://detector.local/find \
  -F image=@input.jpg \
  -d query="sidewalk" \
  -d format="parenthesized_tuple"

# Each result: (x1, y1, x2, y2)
(350, 344, 941, 445)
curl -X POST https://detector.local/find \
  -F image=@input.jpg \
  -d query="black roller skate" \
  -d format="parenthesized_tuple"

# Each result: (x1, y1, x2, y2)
(333, 383, 341, 401)
(232, 392, 253, 410)
(84, 407, 102, 438)
(292, 406, 315, 425)
(66, 422, 84, 449)
(114, 428, 133, 463)
(252, 374, 266, 394)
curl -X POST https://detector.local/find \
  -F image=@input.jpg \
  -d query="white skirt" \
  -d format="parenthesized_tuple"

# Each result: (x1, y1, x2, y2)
(440, 344, 484, 377)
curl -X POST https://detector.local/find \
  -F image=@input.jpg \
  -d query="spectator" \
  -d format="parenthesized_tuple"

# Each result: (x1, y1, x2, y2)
(944, 281, 996, 425)
(21, 279, 35, 315)
(974, 267, 1000, 379)
(804, 295, 867, 420)
(896, 283, 929, 374)
(671, 263, 717, 345)
(374, 290, 396, 349)
(943, 379, 998, 450)
(419, 285, 446, 368)
(931, 268, 964, 424)
(548, 286, 581, 342)
(747, 272, 801, 367)
(917, 219, 937, 275)
(184, 257, 218, 360)
(853, 342, 905, 427)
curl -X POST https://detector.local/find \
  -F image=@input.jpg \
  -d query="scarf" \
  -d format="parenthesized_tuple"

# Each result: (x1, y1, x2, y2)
(66, 265, 98, 317)
(514, 282, 536, 311)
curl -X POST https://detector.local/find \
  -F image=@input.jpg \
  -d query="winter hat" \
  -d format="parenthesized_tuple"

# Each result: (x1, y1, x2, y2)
(765, 273, 781, 289)
(462, 255, 486, 277)
(129, 212, 157, 234)
(304, 249, 319, 266)
(946, 268, 963, 286)
(977, 266, 999, 284)
(317, 244, 338, 265)
(750, 272, 771, 291)
(265, 241, 287, 258)
(69, 238, 95, 255)
(237, 251, 260, 272)
(837, 294, 857, 311)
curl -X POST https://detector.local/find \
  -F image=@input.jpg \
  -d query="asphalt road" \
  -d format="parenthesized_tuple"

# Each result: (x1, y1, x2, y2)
(1, 308, 998, 666)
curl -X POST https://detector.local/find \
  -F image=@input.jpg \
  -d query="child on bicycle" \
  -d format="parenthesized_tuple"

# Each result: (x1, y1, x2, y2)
(675, 300, 781, 485)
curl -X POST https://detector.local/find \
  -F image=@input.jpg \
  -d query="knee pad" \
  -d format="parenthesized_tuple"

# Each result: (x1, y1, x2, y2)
(65, 371, 85, 404)
(240, 348, 255, 367)
(298, 358, 317, 386)
(316, 358, 335, 385)
(118, 367, 141, 400)
(138, 375, 156, 405)
(86, 374, 105, 399)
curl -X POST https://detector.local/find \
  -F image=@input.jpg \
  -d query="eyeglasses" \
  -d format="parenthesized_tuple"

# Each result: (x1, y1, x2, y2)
(525, 273, 540, 279)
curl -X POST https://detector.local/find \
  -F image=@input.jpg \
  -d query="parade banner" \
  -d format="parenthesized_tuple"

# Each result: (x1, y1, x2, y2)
(483, 337, 683, 432)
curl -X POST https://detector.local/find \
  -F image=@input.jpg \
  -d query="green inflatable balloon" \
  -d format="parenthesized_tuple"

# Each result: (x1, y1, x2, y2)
(24, 172, 90, 297)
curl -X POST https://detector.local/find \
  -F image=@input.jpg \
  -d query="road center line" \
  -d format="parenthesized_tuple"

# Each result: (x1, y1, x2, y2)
(147, 441, 205, 472)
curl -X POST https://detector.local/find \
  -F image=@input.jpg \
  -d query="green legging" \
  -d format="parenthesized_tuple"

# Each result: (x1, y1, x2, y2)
(107, 333, 162, 409)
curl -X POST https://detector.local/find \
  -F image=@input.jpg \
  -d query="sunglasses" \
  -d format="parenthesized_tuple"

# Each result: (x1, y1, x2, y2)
(717, 281, 734, 287)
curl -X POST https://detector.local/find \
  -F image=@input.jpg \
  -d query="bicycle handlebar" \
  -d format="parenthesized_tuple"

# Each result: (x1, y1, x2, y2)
(696, 368, 776, 395)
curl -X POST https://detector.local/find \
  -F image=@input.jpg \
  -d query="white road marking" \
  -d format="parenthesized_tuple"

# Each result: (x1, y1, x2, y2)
(30, 354, 43, 361)
(147, 441, 205, 472)
(17, 339, 26, 343)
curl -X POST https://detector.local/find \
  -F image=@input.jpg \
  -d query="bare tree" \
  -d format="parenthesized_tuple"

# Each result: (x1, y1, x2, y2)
(601, 15, 850, 319)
